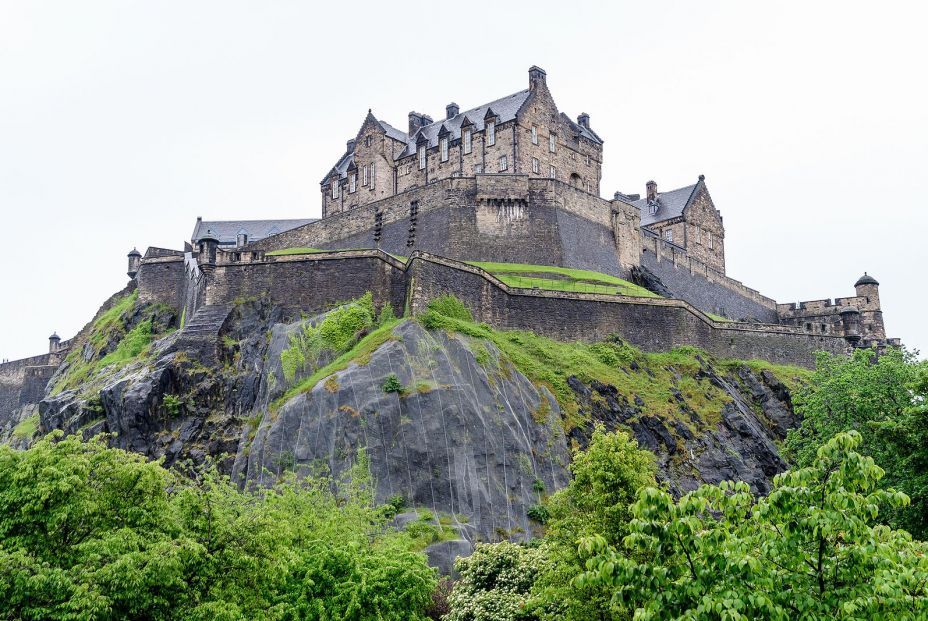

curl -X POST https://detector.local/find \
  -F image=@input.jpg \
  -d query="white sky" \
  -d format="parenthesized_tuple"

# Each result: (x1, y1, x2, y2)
(1, 1, 926, 361)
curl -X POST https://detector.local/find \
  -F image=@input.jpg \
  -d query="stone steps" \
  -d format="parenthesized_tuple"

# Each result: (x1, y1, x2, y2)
(174, 304, 233, 360)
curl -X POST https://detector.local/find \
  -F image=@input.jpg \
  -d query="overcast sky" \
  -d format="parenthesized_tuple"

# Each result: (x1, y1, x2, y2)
(1, 1, 926, 361)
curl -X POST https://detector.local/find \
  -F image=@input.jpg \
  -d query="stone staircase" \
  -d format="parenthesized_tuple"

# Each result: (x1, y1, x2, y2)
(175, 304, 233, 361)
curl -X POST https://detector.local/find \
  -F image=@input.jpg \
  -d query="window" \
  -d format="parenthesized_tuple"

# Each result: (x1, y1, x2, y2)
(365, 135, 372, 147)
(531, 157, 539, 174)
(487, 121, 496, 146)
(664, 229, 673, 242)
(362, 165, 369, 186)
(549, 133, 556, 153)
(369, 163, 375, 189)
(463, 129, 472, 154)
(331, 181, 339, 199)
(418, 145, 426, 170)
(549, 164, 556, 179)
(440, 137, 449, 162)
(649, 204, 658, 215)
(695, 225, 701, 244)
(475, 163, 483, 174)
(349, 172, 357, 193)
(531, 125, 538, 144)
(498, 155, 508, 171)
(708, 232, 713, 249)
(586, 155, 591, 166)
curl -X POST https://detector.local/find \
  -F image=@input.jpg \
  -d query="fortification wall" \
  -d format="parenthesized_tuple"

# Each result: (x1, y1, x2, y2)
(204, 251, 407, 318)
(248, 176, 633, 277)
(405, 253, 845, 367)
(0, 353, 61, 426)
(137, 255, 186, 311)
(640, 232, 778, 323)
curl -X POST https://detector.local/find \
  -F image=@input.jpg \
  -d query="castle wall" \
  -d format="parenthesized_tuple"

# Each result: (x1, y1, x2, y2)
(203, 251, 407, 318)
(249, 176, 634, 276)
(405, 253, 845, 367)
(0, 353, 60, 428)
(137, 255, 186, 312)
(640, 231, 778, 323)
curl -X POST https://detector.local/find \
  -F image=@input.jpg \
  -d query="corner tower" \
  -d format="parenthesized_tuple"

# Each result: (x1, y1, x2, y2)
(854, 273, 885, 340)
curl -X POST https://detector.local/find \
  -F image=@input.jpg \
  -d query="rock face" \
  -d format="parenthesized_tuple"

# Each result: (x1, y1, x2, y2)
(14, 298, 802, 554)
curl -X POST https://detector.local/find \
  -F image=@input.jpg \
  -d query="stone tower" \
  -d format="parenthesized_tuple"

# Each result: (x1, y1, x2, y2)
(48, 332, 61, 354)
(854, 273, 885, 340)
(127, 248, 142, 279)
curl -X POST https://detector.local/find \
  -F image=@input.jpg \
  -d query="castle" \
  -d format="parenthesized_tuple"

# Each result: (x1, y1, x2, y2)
(0, 66, 900, 416)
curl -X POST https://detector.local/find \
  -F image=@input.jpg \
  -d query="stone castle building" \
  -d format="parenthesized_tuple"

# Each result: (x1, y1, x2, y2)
(0, 65, 900, 403)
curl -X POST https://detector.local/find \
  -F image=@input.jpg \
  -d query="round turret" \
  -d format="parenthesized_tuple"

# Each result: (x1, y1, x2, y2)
(48, 332, 61, 353)
(855, 272, 879, 287)
(127, 247, 142, 279)
(196, 229, 220, 266)
(838, 305, 861, 345)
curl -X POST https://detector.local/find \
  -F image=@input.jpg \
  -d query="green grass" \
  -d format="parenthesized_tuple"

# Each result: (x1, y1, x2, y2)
(12, 414, 39, 439)
(465, 261, 658, 298)
(704, 312, 731, 322)
(719, 358, 812, 393)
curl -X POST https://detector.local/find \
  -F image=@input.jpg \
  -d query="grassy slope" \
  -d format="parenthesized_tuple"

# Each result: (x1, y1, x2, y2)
(466, 261, 658, 298)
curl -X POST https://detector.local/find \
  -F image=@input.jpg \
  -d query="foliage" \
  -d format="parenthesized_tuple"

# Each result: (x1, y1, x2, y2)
(163, 394, 183, 417)
(425, 577, 453, 620)
(466, 261, 659, 298)
(446, 541, 547, 621)
(784, 347, 928, 536)
(526, 504, 550, 524)
(0, 434, 436, 620)
(577, 431, 928, 620)
(11, 413, 40, 440)
(382, 373, 405, 394)
(531, 426, 656, 621)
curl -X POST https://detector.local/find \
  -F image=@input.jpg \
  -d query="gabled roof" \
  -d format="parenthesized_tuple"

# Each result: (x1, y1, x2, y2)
(632, 183, 699, 227)
(561, 112, 603, 144)
(191, 218, 316, 245)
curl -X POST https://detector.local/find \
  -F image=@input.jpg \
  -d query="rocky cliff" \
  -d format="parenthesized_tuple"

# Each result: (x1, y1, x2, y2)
(0, 290, 807, 562)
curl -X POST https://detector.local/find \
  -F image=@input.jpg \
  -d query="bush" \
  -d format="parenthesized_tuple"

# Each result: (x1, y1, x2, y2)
(383, 374, 405, 394)
(527, 504, 550, 524)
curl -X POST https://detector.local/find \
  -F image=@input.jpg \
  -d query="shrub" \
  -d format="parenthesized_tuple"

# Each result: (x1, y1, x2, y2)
(383, 374, 405, 394)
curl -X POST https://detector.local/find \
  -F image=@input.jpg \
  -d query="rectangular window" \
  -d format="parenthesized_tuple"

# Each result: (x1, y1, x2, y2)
(475, 163, 483, 174)
(440, 137, 449, 162)
(369, 163, 375, 189)
(695, 225, 701, 244)
(531, 157, 539, 174)
(362, 165, 369, 186)
(664, 229, 673, 242)
(418, 146, 426, 170)
(487, 121, 496, 146)
(463, 129, 472, 154)
(549, 165, 556, 179)
(349, 172, 357, 193)
(531, 125, 538, 144)
(549, 133, 556, 153)
(498, 155, 508, 171)
(331, 181, 339, 199)
(708, 232, 713, 249)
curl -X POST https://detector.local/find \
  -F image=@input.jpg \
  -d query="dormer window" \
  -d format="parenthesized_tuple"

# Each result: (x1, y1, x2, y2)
(349, 172, 357, 193)
(331, 181, 339, 199)
(463, 129, 472, 154)
(440, 137, 449, 162)
(418, 145, 426, 170)
(549, 133, 556, 153)
(531, 125, 538, 144)
(648, 203, 658, 215)
(487, 121, 496, 146)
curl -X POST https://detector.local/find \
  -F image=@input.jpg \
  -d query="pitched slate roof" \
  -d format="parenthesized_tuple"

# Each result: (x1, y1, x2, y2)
(632, 183, 698, 227)
(191, 218, 316, 245)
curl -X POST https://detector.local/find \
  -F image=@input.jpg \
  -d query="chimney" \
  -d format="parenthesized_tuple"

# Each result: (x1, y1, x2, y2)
(408, 111, 433, 135)
(446, 102, 459, 119)
(528, 65, 547, 91)
(646, 180, 658, 202)
(577, 112, 590, 128)
(346, 138, 356, 152)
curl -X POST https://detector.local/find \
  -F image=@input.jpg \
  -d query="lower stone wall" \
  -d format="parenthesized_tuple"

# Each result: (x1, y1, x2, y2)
(406, 254, 846, 367)
(137, 256, 186, 311)
(203, 252, 408, 318)
(641, 244, 779, 323)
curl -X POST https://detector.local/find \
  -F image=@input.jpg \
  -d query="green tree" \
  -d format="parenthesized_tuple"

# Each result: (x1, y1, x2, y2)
(785, 347, 928, 536)
(531, 426, 656, 620)
(0, 433, 436, 620)
(578, 431, 928, 620)
(445, 541, 546, 621)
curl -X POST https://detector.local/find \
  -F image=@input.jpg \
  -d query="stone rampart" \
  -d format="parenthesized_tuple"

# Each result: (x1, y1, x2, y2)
(640, 230, 778, 323)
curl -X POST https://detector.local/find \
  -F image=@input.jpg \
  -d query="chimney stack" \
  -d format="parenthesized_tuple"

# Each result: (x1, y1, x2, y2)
(346, 138, 356, 152)
(646, 180, 658, 203)
(446, 102, 459, 119)
(408, 111, 433, 136)
(528, 65, 547, 91)
(577, 112, 590, 128)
